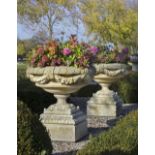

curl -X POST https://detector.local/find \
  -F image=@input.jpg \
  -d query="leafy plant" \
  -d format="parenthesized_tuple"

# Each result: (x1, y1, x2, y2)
(111, 72, 138, 103)
(17, 100, 53, 155)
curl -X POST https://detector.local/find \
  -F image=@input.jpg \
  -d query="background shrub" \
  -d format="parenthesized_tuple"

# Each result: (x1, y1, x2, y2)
(111, 72, 138, 103)
(77, 110, 138, 155)
(17, 100, 53, 155)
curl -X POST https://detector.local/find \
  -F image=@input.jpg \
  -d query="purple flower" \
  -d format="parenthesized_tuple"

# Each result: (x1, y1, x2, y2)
(122, 48, 129, 54)
(89, 46, 99, 55)
(51, 58, 62, 66)
(116, 53, 128, 63)
(62, 48, 72, 56)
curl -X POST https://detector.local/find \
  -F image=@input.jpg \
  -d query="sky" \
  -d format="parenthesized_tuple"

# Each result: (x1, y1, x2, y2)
(17, 19, 88, 42)
(17, 24, 34, 39)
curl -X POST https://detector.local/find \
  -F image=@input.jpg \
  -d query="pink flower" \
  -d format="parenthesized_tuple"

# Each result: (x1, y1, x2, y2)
(37, 47, 44, 55)
(62, 48, 72, 56)
(89, 46, 99, 55)
(42, 55, 49, 63)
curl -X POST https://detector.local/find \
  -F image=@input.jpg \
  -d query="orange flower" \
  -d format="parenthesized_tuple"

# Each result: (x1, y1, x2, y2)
(48, 40, 57, 48)
(47, 40, 58, 55)
(48, 46, 56, 55)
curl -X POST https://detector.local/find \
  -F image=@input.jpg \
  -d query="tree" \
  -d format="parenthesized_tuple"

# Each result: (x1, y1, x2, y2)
(17, 0, 76, 39)
(79, 0, 138, 50)
(17, 41, 25, 56)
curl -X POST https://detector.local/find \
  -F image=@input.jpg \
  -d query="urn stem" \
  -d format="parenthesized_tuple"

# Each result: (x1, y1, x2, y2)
(54, 94, 69, 105)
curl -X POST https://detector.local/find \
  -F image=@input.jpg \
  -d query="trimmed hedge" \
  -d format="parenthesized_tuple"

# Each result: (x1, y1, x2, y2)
(77, 110, 138, 155)
(17, 100, 53, 155)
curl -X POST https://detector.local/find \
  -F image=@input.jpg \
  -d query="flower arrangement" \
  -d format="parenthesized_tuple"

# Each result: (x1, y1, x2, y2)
(30, 35, 96, 68)
(94, 42, 130, 64)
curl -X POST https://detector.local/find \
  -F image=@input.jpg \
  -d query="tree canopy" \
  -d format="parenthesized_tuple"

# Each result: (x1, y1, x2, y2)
(79, 0, 138, 51)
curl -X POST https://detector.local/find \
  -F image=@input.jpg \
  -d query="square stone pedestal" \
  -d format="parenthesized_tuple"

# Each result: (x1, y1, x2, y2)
(87, 102, 117, 117)
(87, 92, 122, 117)
(40, 104, 88, 142)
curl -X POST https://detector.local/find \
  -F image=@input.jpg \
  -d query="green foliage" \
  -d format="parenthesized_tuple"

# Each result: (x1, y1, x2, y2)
(17, 42, 25, 56)
(17, 100, 53, 155)
(17, 63, 27, 80)
(111, 72, 138, 103)
(80, 0, 138, 49)
(77, 110, 138, 155)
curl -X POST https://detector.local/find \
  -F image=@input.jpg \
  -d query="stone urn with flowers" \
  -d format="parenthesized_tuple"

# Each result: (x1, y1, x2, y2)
(87, 43, 131, 117)
(26, 35, 95, 142)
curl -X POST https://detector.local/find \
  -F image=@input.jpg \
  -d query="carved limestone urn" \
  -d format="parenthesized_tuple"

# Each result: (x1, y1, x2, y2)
(27, 66, 93, 142)
(87, 63, 130, 117)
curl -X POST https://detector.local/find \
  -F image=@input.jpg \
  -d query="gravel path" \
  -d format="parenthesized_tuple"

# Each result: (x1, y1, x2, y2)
(52, 97, 138, 155)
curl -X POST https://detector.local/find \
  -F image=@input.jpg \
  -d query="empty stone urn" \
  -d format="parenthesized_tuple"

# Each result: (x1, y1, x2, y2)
(87, 63, 130, 117)
(26, 66, 93, 142)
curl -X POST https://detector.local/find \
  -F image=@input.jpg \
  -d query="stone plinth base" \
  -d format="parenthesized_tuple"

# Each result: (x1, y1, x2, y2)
(87, 102, 117, 117)
(40, 103, 88, 142)
(87, 89, 122, 117)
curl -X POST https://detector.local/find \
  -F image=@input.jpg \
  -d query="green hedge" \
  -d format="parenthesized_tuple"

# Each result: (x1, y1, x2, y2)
(17, 100, 53, 155)
(77, 110, 138, 155)
(111, 72, 138, 103)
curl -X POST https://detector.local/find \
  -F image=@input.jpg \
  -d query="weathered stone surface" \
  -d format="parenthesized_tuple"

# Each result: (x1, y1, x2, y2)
(87, 63, 129, 117)
(26, 66, 93, 85)
(87, 90, 122, 117)
(40, 102, 88, 142)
